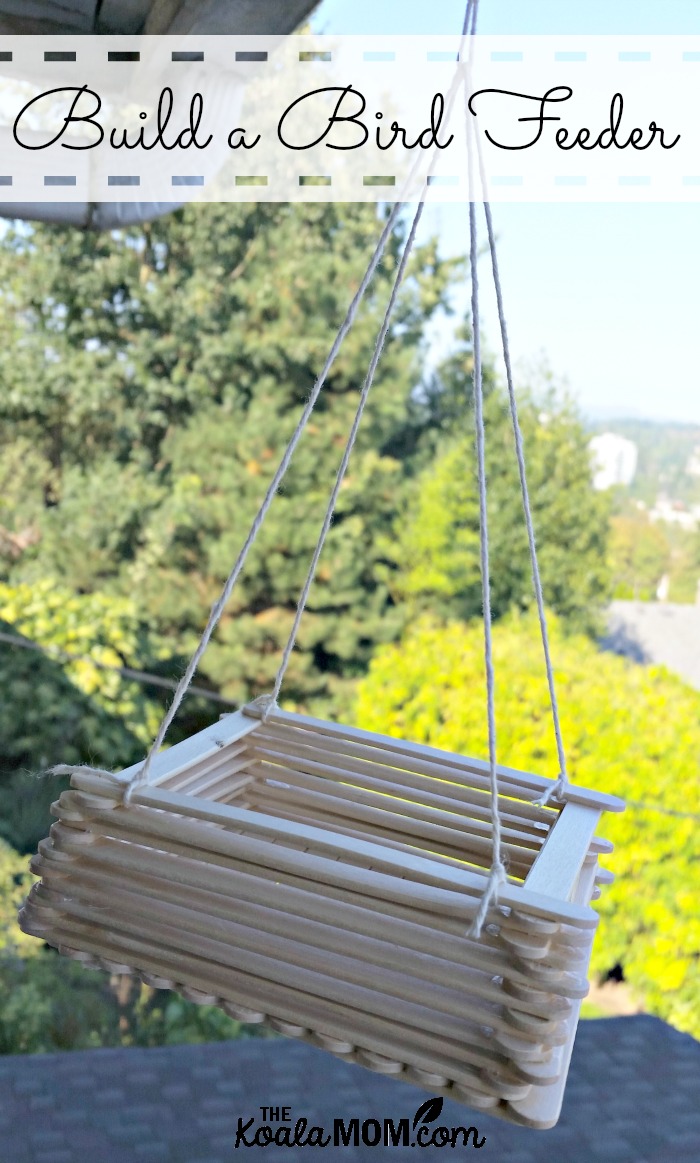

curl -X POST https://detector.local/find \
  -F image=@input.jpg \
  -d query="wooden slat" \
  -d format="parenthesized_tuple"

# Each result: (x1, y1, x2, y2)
(246, 795, 504, 878)
(249, 780, 538, 876)
(507, 858, 599, 1128)
(112, 708, 261, 789)
(250, 755, 547, 850)
(38, 860, 573, 1022)
(243, 705, 626, 814)
(524, 803, 601, 902)
(249, 730, 555, 831)
(47, 811, 557, 954)
(68, 774, 598, 928)
(40, 827, 586, 998)
(26, 907, 555, 1089)
(252, 724, 560, 817)
(33, 879, 566, 1047)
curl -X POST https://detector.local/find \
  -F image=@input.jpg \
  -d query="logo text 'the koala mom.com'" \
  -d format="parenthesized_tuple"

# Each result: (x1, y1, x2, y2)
(233, 1097, 486, 1149)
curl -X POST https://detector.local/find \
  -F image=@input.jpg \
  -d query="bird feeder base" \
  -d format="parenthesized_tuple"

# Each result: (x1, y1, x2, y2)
(21, 700, 623, 1129)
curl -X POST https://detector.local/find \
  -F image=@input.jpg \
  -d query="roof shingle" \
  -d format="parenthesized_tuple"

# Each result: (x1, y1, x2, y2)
(1, 1016, 698, 1161)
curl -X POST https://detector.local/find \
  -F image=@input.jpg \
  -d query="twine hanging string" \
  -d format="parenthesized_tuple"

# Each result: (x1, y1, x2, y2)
(463, 0, 506, 940)
(50, 200, 404, 800)
(265, 8, 491, 710)
(98, 63, 469, 795)
(265, 202, 426, 715)
(466, 0, 569, 806)
(479, 205, 568, 807)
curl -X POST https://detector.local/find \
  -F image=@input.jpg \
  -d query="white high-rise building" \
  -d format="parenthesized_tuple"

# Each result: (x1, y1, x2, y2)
(589, 433, 638, 491)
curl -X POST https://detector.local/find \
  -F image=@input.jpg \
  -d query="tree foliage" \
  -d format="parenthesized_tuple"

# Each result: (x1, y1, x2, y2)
(0, 835, 270, 1054)
(0, 204, 454, 714)
(0, 839, 37, 958)
(0, 580, 164, 853)
(356, 614, 700, 1038)
(609, 512, 670, 600)
(396, 386, 612, 632)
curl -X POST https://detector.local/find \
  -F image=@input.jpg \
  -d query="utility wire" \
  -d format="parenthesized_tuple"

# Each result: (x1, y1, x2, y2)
(0, 626, 696, 822)
(0, 627, 238, 707)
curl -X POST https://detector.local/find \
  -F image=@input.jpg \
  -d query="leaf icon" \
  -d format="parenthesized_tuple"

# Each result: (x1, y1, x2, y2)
(412, 1097, 444, 1129)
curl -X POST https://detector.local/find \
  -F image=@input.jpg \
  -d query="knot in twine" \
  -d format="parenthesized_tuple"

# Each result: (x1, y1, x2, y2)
(468, 861, 508, 941)
(532, 773, 567, 808)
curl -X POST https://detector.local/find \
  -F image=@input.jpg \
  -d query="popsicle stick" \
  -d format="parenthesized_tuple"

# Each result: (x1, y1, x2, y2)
(34, 880, 565, 1049)
(525, 803, 601, 901)
(65, 777, 598, 928)
(28, 908, 550, 1088)
(248, 734, 555, 831)
(160, 748, 250, 796)
(245, 796, 503, 878)
(34, 905, 554, 1106)
(243, 707, 625, 814)
(251, 726, 559, 818)
(38, 833, 583, 1002)
(41, 826, 551, 987)
(249, 782, 536, 878)
(506, 858, 598, 1129)
(114, 708, 261, 788)
(249, 761, 547, 858)
(35, 871, 569, 1035)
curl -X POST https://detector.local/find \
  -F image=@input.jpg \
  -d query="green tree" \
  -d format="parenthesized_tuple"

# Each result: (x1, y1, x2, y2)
(609, 512, 670, 600)
(0, 837, 269, 1054)
(668, 526, 700, 603)
(0, 580, 166, 852)
(0, 204, 454, 713)
(356, 614, 700, 1039)
(396, 385, 612, 632)
(0, 839, 36, 957)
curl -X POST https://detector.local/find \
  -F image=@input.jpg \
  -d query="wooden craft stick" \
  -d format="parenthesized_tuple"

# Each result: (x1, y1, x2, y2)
(40, 828, 586, 1009)
(48, 806, 564, 953)
(31, 908, 561, 1089)
(245, 796, 503, 878)
(47, 814, 583, 986)
(159, 746, 250, 794)
(243, 707, 625, 813)
(249, 761, 547, 861)
(66, 775, 598, 927)
(506, 859, 598, 1129)
(525, 803, 601, 902)
(165, 763, 253, 801)
(249, 782, 536, 877)
(248, 733, 555, 830)
(113, 709, 261, 788)
(38, 832, 584, 1001)
(34, 879, 565, 1048)
(250, 726, 560, 820)
(36, 869, 570, 1035)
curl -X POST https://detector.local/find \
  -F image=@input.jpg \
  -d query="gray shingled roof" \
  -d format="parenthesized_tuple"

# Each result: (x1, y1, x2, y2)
(1, 1016, 699, 1161)
(604, 600, 700, 690)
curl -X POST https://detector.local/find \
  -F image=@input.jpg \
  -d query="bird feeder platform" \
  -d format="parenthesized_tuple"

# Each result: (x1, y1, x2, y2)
(20, 701, 623, 1129)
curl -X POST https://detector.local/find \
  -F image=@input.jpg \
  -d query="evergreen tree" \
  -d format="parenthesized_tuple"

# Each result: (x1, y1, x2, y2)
(396, 366, 612, 632)
(0, 204, 453, 713)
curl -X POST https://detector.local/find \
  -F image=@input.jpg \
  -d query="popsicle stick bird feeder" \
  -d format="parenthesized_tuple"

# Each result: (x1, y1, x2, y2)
(19, 4, 624, 1127)
(22, 702, 622, 1129)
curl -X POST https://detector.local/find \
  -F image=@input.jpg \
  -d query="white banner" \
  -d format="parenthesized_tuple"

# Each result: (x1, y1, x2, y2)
(0, 35, 696, 202)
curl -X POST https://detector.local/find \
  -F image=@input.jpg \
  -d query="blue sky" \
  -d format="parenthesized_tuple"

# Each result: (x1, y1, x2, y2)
(312, 0, 700, 425)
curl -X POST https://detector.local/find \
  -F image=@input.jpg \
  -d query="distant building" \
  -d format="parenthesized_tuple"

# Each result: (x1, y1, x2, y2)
(649, 498, 700, 531)
(589, 433, 638, 490)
